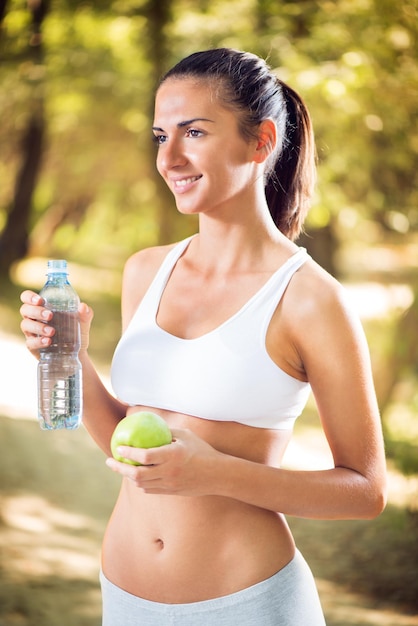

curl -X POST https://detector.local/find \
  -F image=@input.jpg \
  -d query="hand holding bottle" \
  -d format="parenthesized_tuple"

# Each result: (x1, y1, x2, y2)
(20, 261, 94, 430)
(20, 293, 93, 357)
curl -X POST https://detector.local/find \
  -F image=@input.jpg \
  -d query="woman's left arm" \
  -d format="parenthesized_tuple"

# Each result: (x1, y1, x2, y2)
(213, 271, 388, 520)
(106, 268, 387, 520)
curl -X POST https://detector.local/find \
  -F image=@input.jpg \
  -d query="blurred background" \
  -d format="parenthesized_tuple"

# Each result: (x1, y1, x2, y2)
(0, 0, 417, 624)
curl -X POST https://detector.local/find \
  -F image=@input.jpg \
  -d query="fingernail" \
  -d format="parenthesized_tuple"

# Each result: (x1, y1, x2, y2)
(41, 310, 51, 320)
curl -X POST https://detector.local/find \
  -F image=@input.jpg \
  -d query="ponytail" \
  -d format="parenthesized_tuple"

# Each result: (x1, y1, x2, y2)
(265, 82, 316, 241)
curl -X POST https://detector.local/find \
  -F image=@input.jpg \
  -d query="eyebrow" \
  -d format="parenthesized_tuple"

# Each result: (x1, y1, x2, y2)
(152, 117, 215, 132)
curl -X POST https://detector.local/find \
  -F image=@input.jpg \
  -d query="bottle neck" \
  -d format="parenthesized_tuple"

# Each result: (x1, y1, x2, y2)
(45, 272, 70, 284)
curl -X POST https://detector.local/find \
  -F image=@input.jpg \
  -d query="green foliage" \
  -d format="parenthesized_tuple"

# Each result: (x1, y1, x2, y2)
(1, 0, 417, 263)
(386, 439, 418, 476)
(290, 505, 418, 613)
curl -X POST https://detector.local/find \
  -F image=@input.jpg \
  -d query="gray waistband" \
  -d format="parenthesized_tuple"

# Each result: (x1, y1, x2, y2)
(100, 549, 326, 625)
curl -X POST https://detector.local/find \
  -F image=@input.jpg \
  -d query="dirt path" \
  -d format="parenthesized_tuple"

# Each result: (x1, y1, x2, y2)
(0, 332, 417, 626)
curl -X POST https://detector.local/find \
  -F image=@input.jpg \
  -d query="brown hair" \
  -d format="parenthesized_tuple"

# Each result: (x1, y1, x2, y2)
(161, 48, 316, 240)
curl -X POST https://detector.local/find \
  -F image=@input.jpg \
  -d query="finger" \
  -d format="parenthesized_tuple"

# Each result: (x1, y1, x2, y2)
(24, 334, 52, 352)
(20, 303, 53, 325)
(78, 302, 94, 322)
(18, 323, 51, 358)
(20, 315, 55, 339)
(106, 457, 134, 473)
(106, 456, 159, 473)
(105, 457, 162, 487)
(20, 290, 44, 305)
(113, 445, 162, 466)
(76, 302, 93, 351)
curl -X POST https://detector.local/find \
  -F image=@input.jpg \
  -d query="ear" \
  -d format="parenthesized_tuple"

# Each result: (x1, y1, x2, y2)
(253, 119, 277, 164)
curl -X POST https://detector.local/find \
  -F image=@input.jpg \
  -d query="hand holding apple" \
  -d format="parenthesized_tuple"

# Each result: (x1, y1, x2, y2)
(107, 424, 222, 497)
(111, 411, 172, 466)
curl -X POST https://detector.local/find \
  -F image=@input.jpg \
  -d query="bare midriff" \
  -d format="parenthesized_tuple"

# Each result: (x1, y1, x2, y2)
(101, 405, 295, 604)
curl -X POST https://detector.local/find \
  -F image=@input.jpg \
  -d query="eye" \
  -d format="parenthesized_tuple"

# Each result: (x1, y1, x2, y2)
(185, 128, 204, 138)
(152, 134, 167, 145)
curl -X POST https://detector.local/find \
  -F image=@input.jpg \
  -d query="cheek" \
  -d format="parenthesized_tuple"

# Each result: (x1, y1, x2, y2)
(155, 153, 165, 178)
(221, 156, 251, 183)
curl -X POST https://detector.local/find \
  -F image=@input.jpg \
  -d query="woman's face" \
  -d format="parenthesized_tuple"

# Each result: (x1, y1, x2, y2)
(153, 77, 259, 218)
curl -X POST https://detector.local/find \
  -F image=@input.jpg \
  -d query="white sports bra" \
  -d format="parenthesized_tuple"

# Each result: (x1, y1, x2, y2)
(111, 236, 311, 430)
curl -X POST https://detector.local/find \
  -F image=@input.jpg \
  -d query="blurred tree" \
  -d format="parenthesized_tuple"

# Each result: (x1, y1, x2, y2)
(291, 0, 418, 258)
(0, 0, 48, 275)
(0, 0, 8, 22)
(0, 0, 417, 274)
(142, 0, 181, 245)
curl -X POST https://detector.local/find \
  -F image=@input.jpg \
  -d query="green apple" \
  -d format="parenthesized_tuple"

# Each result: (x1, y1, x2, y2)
(110, 411, 172, 465)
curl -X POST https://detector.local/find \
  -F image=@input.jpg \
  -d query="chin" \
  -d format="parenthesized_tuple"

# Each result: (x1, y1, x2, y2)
(174, 201, 202, 216)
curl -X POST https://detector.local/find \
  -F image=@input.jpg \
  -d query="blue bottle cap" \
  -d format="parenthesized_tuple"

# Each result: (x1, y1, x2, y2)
(47, 260, 68, 273)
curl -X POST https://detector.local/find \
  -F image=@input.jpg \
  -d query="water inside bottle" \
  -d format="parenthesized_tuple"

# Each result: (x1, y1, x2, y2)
(45, 310, 80, 352)
(38, 361, 82, 430)
(38, 310, 82, 430)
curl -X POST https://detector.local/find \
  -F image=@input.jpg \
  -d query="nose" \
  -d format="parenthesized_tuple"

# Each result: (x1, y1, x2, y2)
(157, 138, 188, 173)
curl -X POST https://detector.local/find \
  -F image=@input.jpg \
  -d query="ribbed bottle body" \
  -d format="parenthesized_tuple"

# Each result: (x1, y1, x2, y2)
(38, 355, 82, 430)
(37, 261, 82, 430)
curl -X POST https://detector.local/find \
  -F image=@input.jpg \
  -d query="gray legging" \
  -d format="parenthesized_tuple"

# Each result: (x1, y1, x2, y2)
(100, 549, 326, 625)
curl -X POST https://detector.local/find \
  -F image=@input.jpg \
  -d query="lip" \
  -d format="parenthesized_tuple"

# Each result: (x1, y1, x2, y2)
(170, 175, 202, 193)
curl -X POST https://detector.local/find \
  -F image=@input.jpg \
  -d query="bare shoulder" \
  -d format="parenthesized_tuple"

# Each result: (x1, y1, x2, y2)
(121, 242, 177, 329)
(282, 256, 368, 372)
(288, 257, 356, 325)
(123, 243, 176, 284)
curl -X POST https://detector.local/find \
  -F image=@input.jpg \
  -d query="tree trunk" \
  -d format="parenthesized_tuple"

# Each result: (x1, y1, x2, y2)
(0, 0, 8, 25)
(142, 0, 178, 246)
(297, 224, 338, 277)
(0, 112, 44, 275)
(0, 0, 48, 278)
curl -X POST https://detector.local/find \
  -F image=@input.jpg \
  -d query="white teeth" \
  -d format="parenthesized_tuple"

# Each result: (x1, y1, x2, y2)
(174, 176, 200, 187)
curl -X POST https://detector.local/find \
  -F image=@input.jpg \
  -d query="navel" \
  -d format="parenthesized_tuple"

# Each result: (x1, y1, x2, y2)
(154, 537, 165, 550)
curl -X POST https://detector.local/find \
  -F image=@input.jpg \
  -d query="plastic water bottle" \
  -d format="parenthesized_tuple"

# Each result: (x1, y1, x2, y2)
(37, 260, 82, 430)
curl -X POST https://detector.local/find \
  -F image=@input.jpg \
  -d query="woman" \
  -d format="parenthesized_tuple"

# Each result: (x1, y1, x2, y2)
(20, 48, 387, 625)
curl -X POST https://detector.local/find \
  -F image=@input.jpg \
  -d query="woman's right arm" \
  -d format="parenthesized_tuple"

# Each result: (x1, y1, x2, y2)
(20, 290, 128, 455)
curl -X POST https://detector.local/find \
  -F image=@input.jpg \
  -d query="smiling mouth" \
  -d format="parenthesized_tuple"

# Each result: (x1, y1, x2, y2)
(173, 175, 202, 188)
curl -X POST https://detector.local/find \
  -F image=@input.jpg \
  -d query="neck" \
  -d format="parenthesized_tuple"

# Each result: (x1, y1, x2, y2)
(192, 208, 291, 274)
